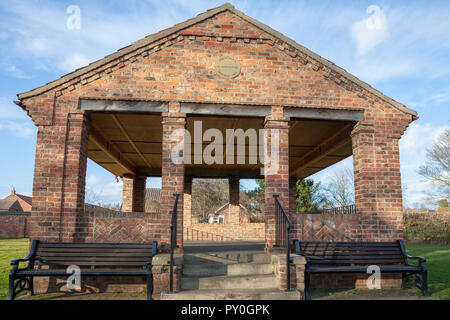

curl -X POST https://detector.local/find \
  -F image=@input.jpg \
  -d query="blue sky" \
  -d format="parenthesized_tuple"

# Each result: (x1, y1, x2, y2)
(0, 0, 449, 207)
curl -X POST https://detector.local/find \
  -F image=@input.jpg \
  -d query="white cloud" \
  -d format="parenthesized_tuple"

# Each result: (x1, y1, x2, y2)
(0, 120, 36, 137)
(400, 123, 448, 158)
(351, 57, 416, 83)
(318, 157, 353, 184)
(407, 86, 450, 109)
(58, 53, 90, 73)
(25, 36, 51, 56)
(350, 5, 389, 56)
(0, 98, 28, 119)
(5, 64, 33, 79)
(85, 175, 123, 205)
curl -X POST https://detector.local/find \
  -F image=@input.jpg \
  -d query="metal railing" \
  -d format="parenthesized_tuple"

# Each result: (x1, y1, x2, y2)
(299, 204, 357, 215)
(273, 195, 292, 291)
(169, 193, 180, 293)
(184, 227, 236, 241)
(322, 204, 356, 215)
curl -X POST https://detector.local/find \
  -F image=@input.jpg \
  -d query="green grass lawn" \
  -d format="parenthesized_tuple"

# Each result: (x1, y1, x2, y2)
(0, 238, 29, 300)
(406, 243, 450, 300)
(0, 238, 449, 300)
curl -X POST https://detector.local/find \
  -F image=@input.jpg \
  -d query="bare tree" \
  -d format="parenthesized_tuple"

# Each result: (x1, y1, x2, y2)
(85, 186, 102, 205)
(419, 128, 450, 201)
(192, 179, 229, 221)
(322, 167, 355, 207)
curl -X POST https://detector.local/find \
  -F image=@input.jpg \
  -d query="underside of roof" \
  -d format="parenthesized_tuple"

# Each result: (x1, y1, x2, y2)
(16, 2, 417, 116)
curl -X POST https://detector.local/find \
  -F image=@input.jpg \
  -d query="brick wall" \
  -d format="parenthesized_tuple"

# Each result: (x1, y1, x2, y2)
(77, 204, 165, 243)
(184, 222, 265, 241)
(0, 212, 30, 238)
(292, 212, 362, 242)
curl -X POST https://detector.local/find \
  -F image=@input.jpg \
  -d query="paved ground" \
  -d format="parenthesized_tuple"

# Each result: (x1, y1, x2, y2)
(18, 289, 434, 300)
(183, 241, 265, 254)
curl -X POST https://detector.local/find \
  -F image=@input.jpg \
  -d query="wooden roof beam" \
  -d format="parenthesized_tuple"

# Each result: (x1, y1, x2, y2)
(290, 123, 354, 177)
(110, 114, 154, 169)
(89, 125, 136, 176)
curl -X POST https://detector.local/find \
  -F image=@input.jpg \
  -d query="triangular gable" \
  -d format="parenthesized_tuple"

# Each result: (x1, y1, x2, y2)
(17, 3, 416, 116)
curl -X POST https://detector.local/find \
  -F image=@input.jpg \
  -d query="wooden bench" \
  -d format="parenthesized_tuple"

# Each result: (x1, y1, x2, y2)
(294, 240, 429, 300)
(8, 240, 157, 300)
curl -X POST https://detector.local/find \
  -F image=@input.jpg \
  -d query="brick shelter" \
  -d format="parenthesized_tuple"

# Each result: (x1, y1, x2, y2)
(13, 3, 416, 296)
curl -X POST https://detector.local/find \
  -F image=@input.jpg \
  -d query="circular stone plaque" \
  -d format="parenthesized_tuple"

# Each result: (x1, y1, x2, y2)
(214, 56, 241, 78)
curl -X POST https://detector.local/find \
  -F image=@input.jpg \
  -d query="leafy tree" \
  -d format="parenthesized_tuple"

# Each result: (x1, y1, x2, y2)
(245, 179, 265, 221)
(296, 179, 324, 213)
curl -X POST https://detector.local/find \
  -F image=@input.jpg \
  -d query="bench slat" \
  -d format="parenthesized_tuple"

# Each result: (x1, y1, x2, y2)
(35, 261, 151, 266)
(36, 252, 154, 257)
(38, 243, 155, 249)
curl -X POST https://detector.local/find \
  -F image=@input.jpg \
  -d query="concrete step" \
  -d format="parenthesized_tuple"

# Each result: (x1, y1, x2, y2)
(161, 288, 301, 300)
(227, 263, 273, 276)
(182, 274, 278, 290)
(183, 262, 273, 277)
(183, 252, 270, 264)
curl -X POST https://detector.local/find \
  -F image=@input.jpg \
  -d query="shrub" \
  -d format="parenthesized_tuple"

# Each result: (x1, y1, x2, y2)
(403, 210, 450, 244)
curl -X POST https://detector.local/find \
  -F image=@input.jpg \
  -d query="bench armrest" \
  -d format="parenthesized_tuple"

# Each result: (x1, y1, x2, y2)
(405, 254, 426, 263)
(10, 258, 31, 266)
(10, 240, 39, 266)
(397, 240, 426, 265)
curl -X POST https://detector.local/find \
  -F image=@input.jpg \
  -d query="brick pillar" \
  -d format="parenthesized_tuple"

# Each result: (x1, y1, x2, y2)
(134, 176, 146, 212)
(183, 176, 192, 227)
(122, 176, 134, 212)
(122, 175, 146, 212)
(351, 122, 404, 241)
(160, 102, 185, 250)
(289, 177, 298, 239)
(264, 106, 290, 251)
(30, 112, 89, 242)
(228, 177, 240, 225)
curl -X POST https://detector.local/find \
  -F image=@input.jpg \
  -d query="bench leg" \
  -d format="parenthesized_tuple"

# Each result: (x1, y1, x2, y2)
(420, 268, 430, 297)
(29, 277, 34, 296)
(7, 274, 15, 300)
(304, 271, 311, 300)
(147, 272, 153, 300)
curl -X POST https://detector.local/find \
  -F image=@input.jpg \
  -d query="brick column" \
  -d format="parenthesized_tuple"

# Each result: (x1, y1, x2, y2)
(134, 176, 146, 212)
(30, 112, 89, 242)
(228, 177, 240, 225)
(183, 176, 192, 227)
(351, 122, 404, 241)
(122, 175, 146, 212)
(289, 177, 298, 219)
(160, 102, 185, 250)
(264, 106, 290, 251)
(289, 177, 298, 240)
